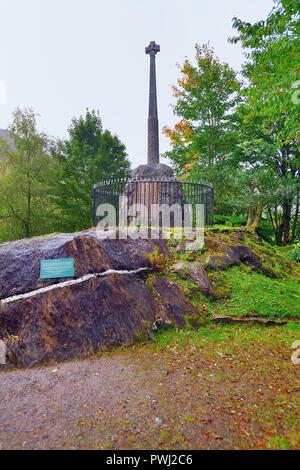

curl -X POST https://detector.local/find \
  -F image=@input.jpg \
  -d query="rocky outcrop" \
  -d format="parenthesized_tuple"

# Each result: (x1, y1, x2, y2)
(152, 276, 198, 327)
(1, 227, 298, 368)
(0, 274, 152, 367)
(0, 230, 167, 300)
(171, 261, 214, 297)
(201, 229, 300, 279)
(0, 271, 197, 368)
(0, 232, 198, 368)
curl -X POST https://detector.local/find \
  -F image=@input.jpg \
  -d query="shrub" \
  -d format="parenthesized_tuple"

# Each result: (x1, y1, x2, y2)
(256, 221, 275, 244)
(288, 243, 300, 263)
(147, 246, 168, 272)
(213, 214, 227, 225)
(213, 214, 246, 227)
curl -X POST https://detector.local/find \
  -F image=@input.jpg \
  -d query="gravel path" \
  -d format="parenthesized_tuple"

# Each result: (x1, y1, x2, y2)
(0, 329, 299, 450)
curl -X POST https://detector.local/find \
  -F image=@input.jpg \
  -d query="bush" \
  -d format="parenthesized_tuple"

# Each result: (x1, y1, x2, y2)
(213, 214, 247, 227)
(226, 214, 247, 227)
(288, 243, 300, 263)
(147, 246, 168, 271)
(213, 214, 228, 225)
(256, 221, 275, 245)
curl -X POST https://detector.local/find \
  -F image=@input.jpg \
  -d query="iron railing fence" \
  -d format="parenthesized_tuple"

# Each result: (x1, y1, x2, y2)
(93, 177, 214, 229)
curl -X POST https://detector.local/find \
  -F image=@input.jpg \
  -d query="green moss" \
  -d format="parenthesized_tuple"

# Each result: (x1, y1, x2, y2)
(133, 320, 153, 344)
(206, 266, 300, 319)
(165, 229, 300, 321)
(265, 436, 291, 450)
(153, 322, 300, 351)
(243, 234, 300, 280)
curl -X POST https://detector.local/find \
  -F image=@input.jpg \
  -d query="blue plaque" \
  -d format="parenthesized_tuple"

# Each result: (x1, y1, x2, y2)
(40, 258, 75, 279)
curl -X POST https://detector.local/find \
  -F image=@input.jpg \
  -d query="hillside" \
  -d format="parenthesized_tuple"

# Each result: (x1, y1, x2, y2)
(0, 129, 15, 152)
(0, 228, 299, 368)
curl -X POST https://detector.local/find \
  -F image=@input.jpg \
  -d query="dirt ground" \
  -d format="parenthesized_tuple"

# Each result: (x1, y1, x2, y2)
(0, 325, 299, 450)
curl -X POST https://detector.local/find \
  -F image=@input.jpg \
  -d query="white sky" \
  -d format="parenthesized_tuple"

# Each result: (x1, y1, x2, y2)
(0, 0, 274, 168)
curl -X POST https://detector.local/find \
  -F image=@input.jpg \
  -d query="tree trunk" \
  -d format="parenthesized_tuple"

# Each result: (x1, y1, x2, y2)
(246, 205, 255, 231)
(291, 191, 299, 242)
(282, 199, 291, 245)
(24, 222, 30, 239)
(275, 225, 284, 246)
(246, 199, 263, 233)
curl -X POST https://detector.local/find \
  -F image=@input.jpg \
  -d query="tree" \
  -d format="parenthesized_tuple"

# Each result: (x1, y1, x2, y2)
(228, 138, 280, 233)
(54, 109, 131, 231)
(230, 0, 300, 244)
(0, 108, 59, 240)
(163, 44, 241, 215)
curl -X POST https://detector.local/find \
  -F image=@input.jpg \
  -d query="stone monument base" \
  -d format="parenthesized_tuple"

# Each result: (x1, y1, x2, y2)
(132, 163, 174, 178)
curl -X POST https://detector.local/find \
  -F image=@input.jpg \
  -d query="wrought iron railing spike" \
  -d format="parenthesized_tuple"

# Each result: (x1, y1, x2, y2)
(93, 176, 213, 227)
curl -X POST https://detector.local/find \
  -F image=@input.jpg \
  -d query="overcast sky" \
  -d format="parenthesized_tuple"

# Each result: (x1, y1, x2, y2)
(0, 0, 274, 168)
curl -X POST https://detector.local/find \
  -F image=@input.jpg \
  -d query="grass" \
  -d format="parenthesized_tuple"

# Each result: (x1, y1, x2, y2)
(153, 322, 300, 352)
(142, 323, 300, 450)
(207, 266, 300, 319)
(171, 264, 300, 320)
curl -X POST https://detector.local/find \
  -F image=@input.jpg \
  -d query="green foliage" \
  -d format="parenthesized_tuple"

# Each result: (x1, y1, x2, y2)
(1, 2, 299, 246)
(0, 108, 131, 242)
(0, 108, 60, 241)
(146, 246, 169, 272)
(207, 266, 300, 319)
(230, 0, 300, 244)
(163, 2, 300, 245)
(265, 436, 291, 450)
(288, 243, 300, 262)
(230, 0, 300, 145)
(53, 109, 131, 232)
(213, 214, 247, 227)
(163, 44, 241, 216)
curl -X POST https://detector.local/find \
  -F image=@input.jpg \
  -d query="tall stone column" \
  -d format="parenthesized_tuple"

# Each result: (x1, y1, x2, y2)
(145, 41, 160, 165)
(132, 41, 173, 179)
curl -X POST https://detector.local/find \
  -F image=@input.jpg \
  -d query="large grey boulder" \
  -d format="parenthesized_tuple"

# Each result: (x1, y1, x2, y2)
(0, 231, 199, 368)
(0, 230, 167, 300)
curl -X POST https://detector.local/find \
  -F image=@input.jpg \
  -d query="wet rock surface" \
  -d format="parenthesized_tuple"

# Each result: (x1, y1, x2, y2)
(0, 231, 197, 367)
(1, 227, 298, 368)
(201, 229, 298, 278)
(171, 261, 214, 297)
(0, 274, 159, 367)
(0, 230, 167, 300)
(152, 276, 198, 327)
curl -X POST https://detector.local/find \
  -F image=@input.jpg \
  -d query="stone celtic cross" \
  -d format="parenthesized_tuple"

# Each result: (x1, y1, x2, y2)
(145, 41, 160, 165)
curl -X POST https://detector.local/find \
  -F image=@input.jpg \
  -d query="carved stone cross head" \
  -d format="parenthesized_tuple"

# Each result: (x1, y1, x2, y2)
(145, 41, 160, 56)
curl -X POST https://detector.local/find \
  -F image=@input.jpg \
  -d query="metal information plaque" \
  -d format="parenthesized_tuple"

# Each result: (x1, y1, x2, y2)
(40, 258, 75, 280)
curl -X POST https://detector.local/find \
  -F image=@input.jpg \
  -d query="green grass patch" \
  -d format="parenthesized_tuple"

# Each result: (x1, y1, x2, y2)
(207, 266, 300, 319)
(169, 264, 300, 320)
(153, 322, 300, 352)
(265, 436, 291, 450)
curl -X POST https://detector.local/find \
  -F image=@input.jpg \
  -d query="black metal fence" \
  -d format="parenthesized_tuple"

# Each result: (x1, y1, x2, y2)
(93, 177, 214, 229)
